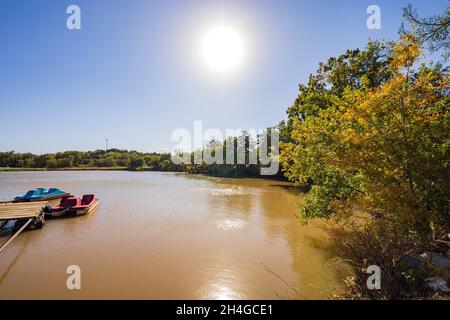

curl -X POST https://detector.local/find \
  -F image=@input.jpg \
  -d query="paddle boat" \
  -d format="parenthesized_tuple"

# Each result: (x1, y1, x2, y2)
(45, 194, 99, 217)
(13, 188, 69, 203)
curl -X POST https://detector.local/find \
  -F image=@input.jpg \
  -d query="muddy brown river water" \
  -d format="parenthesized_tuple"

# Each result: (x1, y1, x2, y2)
(0, 171, 344, 299)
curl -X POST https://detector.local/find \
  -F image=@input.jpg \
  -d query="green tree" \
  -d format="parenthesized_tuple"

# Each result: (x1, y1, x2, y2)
(402, 4, 450, 60)
(128, 157, 144, 170)
(57, 156, 74, 168)
(97, 156, 116, 167)
(281, 35, 449, 299)
(281, 35, 449, 230)
(45, 155, 58, 168)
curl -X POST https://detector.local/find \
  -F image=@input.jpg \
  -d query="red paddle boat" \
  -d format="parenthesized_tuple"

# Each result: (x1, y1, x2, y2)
(45, 194, 99, 217)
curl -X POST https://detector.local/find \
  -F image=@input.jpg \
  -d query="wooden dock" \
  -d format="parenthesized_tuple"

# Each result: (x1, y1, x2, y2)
(0, 202, 47, 221)
(0, 201, 47, 254)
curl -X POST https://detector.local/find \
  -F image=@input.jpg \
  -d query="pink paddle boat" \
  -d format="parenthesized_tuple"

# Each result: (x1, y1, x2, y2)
(45, 194, 99, 217)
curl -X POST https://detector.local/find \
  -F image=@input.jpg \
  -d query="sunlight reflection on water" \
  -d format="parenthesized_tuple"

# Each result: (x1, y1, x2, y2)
(212, 217, 247, 231)
(208, 186, 245, 196)
(201, 268, 244, 300)
(206, 282, 242, 300)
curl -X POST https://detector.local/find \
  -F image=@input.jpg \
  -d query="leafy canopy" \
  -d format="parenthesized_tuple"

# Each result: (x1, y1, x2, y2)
(280, 36, 449, 243)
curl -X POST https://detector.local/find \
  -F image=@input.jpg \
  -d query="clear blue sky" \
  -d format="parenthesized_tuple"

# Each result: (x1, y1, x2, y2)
(0, 0, 447, 154)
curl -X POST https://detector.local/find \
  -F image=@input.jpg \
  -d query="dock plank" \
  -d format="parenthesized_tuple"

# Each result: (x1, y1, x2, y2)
(0, 202, 47, 220)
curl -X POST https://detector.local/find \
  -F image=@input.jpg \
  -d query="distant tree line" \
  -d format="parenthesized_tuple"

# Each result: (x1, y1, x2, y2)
(0, 149, 181, 171)
(176, 130, 283, 178)
(0, 130, 283, 178)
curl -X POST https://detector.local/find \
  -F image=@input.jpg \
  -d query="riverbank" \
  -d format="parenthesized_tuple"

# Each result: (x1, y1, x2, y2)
(0, 167, 292, 181)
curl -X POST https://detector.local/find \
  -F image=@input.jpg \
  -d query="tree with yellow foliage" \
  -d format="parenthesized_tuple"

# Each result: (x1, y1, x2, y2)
(281, 35, 449, 297)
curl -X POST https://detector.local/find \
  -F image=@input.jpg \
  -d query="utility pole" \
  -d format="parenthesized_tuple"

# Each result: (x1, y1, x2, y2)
(105, 139, 109, 152)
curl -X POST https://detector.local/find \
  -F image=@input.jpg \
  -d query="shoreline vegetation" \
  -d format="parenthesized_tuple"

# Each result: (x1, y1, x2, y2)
(0, 147, 287, 180)
(0, 131, 285, 179)
(276, 6, 450, 299)
(0, 150, 180, 172)
(1, 5, 448, 300)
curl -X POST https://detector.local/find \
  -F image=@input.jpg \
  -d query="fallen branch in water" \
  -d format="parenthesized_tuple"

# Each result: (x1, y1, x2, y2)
(260, 261, 303, 298)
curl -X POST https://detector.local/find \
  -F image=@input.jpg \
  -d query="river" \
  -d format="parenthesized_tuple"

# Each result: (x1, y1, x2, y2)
(0, 171, 344, 299)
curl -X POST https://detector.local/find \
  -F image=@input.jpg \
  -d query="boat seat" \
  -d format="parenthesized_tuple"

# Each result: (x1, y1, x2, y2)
(24, 190, 35, 197)
(81, 195, 94, 205)
(67, 197, 81, 207)
(59, 196, 71, 207)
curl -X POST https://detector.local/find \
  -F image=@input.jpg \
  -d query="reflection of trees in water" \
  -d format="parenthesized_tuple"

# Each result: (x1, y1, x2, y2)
(186, 175, 346, 298)
(257, 183, 344, 299)
(202, 176, 344, 298)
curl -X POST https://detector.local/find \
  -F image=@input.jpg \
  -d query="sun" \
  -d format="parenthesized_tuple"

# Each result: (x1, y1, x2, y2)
(201, 25, 244, 73)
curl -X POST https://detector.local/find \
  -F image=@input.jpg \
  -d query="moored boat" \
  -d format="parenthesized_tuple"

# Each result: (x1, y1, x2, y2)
(13, 188, 69, 202)
(45, 194, 99, 217)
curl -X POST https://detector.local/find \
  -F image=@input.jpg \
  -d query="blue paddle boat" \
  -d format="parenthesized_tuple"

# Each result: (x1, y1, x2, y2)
(13, 188, 69, 203)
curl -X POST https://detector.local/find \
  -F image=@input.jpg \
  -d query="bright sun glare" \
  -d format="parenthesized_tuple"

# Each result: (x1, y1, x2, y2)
(201, 26, 244, 73)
